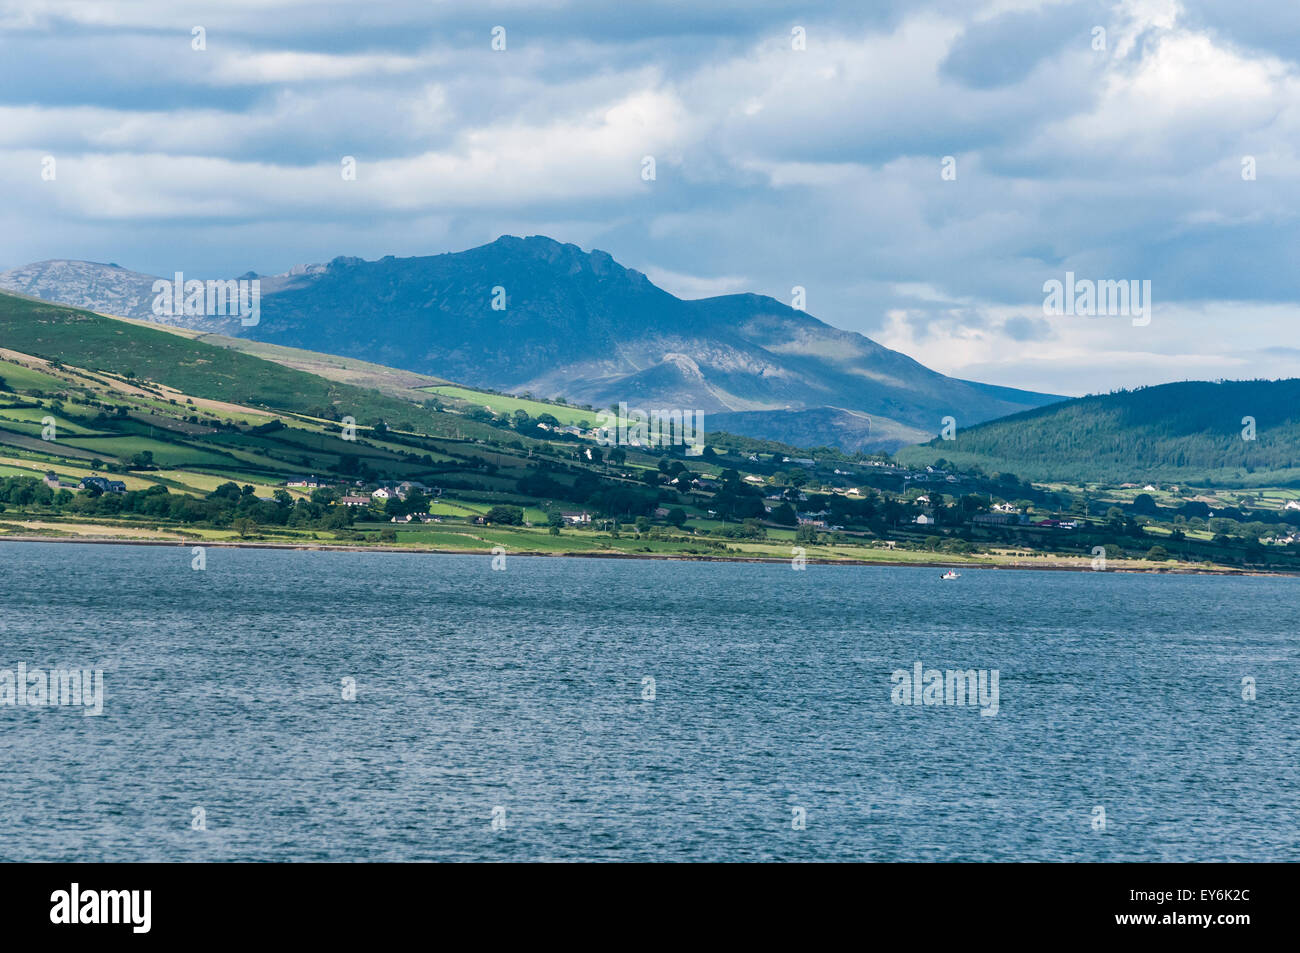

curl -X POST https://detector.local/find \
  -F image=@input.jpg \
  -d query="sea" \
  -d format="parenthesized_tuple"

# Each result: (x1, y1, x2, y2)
(1, 541, 1296, 861)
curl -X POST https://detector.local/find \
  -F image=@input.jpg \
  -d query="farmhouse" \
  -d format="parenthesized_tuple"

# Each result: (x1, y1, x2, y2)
(338, 495, 372, 507)
(78, 476, 126, 494)
(560, 511, 591, 525)
(43, 471, 76, 490)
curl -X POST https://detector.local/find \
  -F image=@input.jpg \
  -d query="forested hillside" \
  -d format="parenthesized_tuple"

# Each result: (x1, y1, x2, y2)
(896, 380, 1300, 486)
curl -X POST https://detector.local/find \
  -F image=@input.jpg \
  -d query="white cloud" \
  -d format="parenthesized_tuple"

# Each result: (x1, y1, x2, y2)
(0, 0, 1297, 394)
(641, 266, 751, 299)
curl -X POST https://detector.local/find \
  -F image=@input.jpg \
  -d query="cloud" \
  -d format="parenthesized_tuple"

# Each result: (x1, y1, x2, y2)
(641, 266, 751, 299)
(0, 0, 1296, 394)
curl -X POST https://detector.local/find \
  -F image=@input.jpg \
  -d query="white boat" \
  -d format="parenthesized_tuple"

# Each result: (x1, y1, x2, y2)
(940, 570, 960, 580)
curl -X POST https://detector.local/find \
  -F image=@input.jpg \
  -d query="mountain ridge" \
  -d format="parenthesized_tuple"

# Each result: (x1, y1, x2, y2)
(0, 235, 1062, 451)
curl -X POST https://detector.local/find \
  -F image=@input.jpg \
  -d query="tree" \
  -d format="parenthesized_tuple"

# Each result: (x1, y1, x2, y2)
(1145, 545, 1169, 561)
(1132, 494, 1159, 516)
(232, 517, 257, 538)
(666, 508, 688, 527)
(208, 481, 242, 502)
(485, 505, 524, 525)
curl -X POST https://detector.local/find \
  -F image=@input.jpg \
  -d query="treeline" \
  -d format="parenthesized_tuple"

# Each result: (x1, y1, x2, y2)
(0, 477, 354, 531)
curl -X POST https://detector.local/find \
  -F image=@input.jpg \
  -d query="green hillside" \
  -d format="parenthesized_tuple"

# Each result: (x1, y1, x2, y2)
(895, 379, 1300, 487)
(0, 293, 505, 441)
(4, 291, 1296, 573)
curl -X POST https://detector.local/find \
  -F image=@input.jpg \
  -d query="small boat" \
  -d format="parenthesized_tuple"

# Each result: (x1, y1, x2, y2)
(940, 570, 960, 580)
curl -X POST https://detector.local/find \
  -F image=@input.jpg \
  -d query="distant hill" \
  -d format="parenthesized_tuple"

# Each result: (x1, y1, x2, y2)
(707, 406, 928, 453)
(0, 236, 1062, 452)
(0, 259, 175, 325)
(894, 379, 1300, 487)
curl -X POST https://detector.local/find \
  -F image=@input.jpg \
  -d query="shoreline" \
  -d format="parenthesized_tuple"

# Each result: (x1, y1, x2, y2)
(0, 532, 1290, 576)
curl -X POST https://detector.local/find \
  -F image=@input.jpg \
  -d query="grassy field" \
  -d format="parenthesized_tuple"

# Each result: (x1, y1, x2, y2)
(0, 405, 104, 436)
(423, 385, 597, 428)
(0, 358, 69, 392)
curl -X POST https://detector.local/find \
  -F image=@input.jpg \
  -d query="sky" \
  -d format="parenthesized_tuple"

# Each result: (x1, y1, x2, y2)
(0, 0, 1297, 397)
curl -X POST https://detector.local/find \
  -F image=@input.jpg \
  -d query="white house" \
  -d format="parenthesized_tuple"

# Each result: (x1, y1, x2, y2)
(914, 514, 935, 525)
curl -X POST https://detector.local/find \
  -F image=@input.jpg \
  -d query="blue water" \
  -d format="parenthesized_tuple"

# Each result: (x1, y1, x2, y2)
(1, 541, 1297, 861)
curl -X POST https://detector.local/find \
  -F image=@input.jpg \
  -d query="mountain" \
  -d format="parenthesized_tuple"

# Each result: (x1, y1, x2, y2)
(894, 379, 1300, 487)
(0, 259, 164, 324)
(0, 236, 1062, 451)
